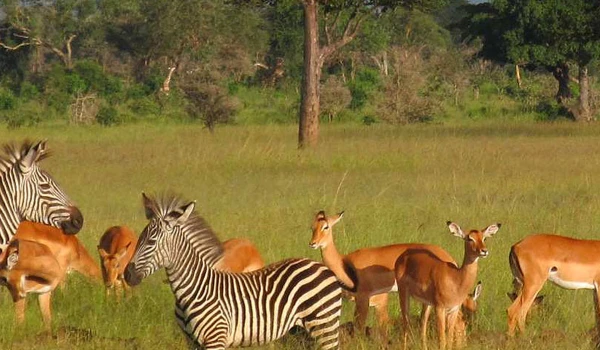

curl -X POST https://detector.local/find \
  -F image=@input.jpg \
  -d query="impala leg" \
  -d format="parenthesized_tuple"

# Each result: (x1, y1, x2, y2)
(446, 309, 459, 350)
(398, 287, 411, 350)
(435, 306, 447, 350)
(453, 310, 467, 349)
(14, 297, 26, 325)
(507, 277, 544, 336)
(38, 293, 52, 331)
(372, 293, 389, 341)
(420, 304, 432, 350)
(593, 283, 600, 348)
(354, 292, 370, 335)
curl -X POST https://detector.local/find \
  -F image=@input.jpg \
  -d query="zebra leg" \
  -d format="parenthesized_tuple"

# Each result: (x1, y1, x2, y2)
(302, 301, 342, 349)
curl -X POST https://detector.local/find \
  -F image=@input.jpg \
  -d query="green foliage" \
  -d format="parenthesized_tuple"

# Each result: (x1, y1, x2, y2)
(73, 60, 123, 97)
(96, 104, 120, 126)
(0, 88, 17, 110)
(348, 68, 381, 110)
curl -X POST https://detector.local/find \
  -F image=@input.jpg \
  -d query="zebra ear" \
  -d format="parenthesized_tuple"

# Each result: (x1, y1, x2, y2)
(19, 141, 45, 173)
(142, 192, 155, 220)
(173, 201, 196, 226)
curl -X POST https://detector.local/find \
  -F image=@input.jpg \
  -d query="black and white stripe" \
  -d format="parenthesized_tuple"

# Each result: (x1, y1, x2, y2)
(126, 193, 342, 350)
(0, 140, 83, 243)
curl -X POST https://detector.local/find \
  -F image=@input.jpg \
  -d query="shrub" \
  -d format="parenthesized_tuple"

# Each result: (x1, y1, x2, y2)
(320, 75, 351, 122)
(96, 105, 119, 126)
(348, 68, 381, 110)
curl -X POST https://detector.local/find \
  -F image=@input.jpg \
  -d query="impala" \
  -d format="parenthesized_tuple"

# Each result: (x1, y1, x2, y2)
(213, 238, 265, 273)
(12, 221, 101, 281)
(507, 234, 600, 339)
(98, 226, 138, 298)
(0, 239, 65, 330)
(309, 211, 482, 338)
(395, 221, 499, 350)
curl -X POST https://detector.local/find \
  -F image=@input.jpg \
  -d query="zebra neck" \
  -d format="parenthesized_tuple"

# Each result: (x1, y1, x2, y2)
(165, 241, 215, 303)
(0, 168, 21, 243)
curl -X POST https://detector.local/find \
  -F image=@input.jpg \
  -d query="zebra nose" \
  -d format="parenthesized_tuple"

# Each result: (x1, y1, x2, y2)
(124, 263, 141, 286)
(61, 206, 83, 234)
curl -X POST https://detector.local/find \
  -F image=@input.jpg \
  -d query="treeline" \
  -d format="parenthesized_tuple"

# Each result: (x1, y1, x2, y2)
(0, 0, 598, 129)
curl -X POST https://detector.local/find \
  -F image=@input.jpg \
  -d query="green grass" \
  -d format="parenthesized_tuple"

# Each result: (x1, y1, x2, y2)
(1, 122, 600, 349)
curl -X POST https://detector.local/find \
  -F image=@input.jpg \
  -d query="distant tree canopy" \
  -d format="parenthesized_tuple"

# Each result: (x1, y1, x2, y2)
(0, 0, 598, 129)
(463, 0, 600, 120)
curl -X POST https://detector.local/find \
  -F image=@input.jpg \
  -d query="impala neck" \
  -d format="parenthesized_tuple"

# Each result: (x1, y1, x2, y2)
(320, 240, 355, 289)
(456, 242, 480, 294)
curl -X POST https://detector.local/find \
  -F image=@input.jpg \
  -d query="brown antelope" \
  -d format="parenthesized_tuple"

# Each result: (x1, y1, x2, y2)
(395, 221, 499, 350)
(12, 221, 101, 281)
(98, 226, 138, 298)
(309, 211, 481, 338)
(0, 239, 66, 330)
(213, 238, 265, 273)
(507, 234, 600, 340)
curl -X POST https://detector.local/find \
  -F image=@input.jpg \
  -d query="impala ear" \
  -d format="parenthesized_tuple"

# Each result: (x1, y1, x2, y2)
(472, 281, 482, 301)
(447, 221, 464, 238)
(316, 211, 326, 219)
(116, 246, 129, 259)
(483, 223, 501, 237)
(98, 247, 109, 259)
(328, 211, 344, 227)
(142, 192, 155, 220)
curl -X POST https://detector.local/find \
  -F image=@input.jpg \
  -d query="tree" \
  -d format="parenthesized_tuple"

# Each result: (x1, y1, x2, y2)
(463, 0, 600, 121)
(297, 0, 448, 148)
(0, 0, 101, 71)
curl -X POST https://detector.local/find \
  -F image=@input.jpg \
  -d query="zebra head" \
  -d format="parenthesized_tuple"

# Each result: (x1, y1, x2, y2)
(125, 193, 196, 286)
(6, 141, 83, 236)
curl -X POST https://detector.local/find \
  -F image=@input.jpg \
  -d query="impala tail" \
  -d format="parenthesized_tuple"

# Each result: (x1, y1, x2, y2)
(508, 246, 524, 296)
(338, 260, 358, 293)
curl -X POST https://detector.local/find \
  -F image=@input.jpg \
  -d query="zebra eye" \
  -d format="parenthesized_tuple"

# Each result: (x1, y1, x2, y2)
(39, 183, 52, 190)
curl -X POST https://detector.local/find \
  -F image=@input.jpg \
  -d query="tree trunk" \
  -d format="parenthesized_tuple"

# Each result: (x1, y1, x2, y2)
(515, 64, 522, 89)
(578, 65, 592, 122)
(552, 63, 572, 104)
(299, 0, 322, 149)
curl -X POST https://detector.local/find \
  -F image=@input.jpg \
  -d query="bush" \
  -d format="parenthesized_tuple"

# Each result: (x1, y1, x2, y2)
(320, 76, 351, 122)
(96, 105, 119, 126)
(180, 72, 240, 131)
(348, 68, 381, 110)
(0, 88, 17, 110)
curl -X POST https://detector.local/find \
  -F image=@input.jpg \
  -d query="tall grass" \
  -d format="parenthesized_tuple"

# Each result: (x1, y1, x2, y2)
(0, 122, 599, 349)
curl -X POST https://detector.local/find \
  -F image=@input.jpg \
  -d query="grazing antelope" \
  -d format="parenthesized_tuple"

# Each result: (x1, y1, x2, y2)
(13, 221, 101, 282)
(98, 226, 138, 298)
(309, 211, 481, 338)
(507, 234, 600, 341)
(0, 239, 66, 330)
(213, 238, 265, 273)
(395, 221, 499, 350)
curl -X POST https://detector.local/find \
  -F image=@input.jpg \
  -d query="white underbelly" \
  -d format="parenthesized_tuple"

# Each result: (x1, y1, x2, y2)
(548, 271, 595, 290)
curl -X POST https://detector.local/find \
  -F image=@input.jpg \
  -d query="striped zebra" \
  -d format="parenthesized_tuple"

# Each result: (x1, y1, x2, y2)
(125, 193, 342, 350)
(0, 140, 83, 244)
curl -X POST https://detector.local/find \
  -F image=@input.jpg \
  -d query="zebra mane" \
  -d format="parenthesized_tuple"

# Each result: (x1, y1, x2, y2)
(150, 193, 224, 264)
(0, 140, 51, 171)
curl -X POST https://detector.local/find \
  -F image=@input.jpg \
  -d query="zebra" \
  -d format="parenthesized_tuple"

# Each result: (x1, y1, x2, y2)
(125, 193, 342, 350)
(0, 140, 83, 244)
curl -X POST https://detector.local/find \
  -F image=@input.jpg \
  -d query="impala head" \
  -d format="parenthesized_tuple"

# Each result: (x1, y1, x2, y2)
(447, 221, 500, 260)
(463, 281, 482, 314)
(309, 210, 344, 249)
(125, 193, 196, 287)
(99, 243, 131, 287)
(5, 141, 83, 235)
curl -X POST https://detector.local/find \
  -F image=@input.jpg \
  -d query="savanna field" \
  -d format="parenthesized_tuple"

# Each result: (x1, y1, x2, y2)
(2, 122, 600, 349)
